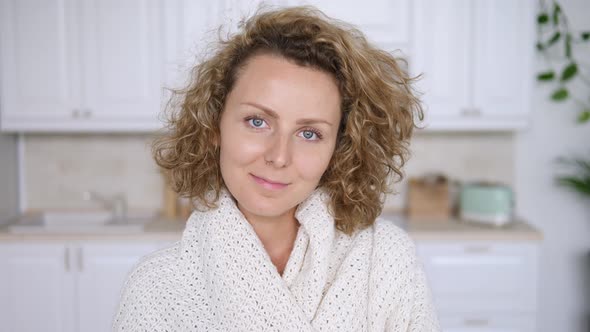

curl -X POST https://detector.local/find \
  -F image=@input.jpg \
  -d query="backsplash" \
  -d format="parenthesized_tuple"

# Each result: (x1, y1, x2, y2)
(23, 132, 514, 214)
(24, 134, 162, 214)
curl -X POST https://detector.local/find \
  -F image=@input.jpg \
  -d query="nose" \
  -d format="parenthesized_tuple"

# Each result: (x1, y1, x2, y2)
(264, 134, 291, 168)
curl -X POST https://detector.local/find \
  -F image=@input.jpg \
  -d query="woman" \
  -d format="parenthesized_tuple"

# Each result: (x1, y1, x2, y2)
(114, 6, 439, 331)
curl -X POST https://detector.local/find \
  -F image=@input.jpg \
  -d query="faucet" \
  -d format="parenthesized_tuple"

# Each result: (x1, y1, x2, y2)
(83, 191, 128, 222)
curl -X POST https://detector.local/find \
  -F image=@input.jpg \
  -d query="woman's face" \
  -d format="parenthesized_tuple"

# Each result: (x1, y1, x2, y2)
(219, 53, 341, 221)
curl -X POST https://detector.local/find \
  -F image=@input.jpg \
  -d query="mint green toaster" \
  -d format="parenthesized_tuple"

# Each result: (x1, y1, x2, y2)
(459, 182, 514, 226)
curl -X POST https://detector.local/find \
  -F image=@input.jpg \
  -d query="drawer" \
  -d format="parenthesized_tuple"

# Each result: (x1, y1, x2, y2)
(439, 312, 536, 332)
(416, 241, 539, 313)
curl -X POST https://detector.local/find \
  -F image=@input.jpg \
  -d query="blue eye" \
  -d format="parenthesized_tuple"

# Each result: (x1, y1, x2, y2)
(299, 129, 322, 141)
(302, 130, 315, 139)
(247, 117, 267, 128)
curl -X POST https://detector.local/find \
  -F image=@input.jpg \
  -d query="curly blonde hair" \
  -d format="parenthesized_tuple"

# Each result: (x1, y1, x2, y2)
(153, 6, 423, 235)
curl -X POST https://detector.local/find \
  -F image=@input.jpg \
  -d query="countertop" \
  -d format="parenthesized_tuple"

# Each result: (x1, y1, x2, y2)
(383, 215, 543, 241)
(0, 212, 543, 242)
(0, 216, 186, 242)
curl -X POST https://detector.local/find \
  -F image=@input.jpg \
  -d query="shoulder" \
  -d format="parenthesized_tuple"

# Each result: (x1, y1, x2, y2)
(367, 217, 422, 282)
(365, 218, 441, 330)
(124, 242, 180, 288)
(371, 217, 417, 259)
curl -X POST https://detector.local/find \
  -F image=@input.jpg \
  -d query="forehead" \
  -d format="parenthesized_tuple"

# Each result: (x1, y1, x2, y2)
(227, 53, 342, 120)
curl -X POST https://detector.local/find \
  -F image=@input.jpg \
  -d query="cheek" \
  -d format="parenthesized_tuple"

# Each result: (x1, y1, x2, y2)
(294, 146, 334, 181)
(219, 127, 266, 166)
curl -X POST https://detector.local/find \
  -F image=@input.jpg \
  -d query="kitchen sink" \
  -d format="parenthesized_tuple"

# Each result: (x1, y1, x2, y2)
(7, 210, 146, 234)
(41, 211, 114, 226)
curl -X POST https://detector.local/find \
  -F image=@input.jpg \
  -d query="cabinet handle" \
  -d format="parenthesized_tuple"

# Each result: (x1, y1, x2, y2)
(464, 318, 489, 326)
(77, 247, 84, 271)
(72, 109, 80, 118)
(82, 109, 92, 118)
(463, 245, 491, 253)
(64, 247, 70, 272)
(461, 107, 481, 116)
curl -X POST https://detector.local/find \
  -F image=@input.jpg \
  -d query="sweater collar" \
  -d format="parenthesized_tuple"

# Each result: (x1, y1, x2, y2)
(180, 186, 336, 324)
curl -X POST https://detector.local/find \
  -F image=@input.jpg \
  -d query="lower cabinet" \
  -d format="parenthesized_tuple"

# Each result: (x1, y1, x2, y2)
(416, 240, 540, 332)
(0, 241, 173, 332)
(0, 238, 540, 331)
(438, 313, 535, 332)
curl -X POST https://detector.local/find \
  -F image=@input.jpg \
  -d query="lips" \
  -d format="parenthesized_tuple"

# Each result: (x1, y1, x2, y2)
(250, 174, 289, 190)
(254, 175, 287, 185)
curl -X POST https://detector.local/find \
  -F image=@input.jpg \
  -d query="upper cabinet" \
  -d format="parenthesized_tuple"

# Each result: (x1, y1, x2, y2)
(0, 0, 164, 132)
(0, 0, 534, 132)
(412, 0, 535, 131)
(291, 0, 410, 52)
(0, 0, 81, 131)
(163, 0, 412, 90)
(78, 0, 163, 130)
(162, 0, 223, 91)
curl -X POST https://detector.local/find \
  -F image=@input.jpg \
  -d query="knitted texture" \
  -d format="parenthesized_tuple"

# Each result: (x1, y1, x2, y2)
(113, 188, 440, 331)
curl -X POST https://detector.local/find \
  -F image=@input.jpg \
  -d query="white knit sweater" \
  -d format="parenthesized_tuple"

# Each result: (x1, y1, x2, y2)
(113, 188, 440, 331)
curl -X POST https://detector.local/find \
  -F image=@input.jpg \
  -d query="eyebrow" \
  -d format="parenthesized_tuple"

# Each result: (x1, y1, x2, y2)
(241, 102, 334, 127)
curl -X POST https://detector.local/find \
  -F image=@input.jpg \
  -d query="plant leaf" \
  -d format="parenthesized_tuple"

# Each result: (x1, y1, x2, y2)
(538, 13, 549, 24)
(560, 62, 578, 81)
(551, 88, 569, 101)
(537, 70, 555, 81)
(536, 42, 545, 51)
(548, 31, 561, 46)
(552, 3, 561, 26)
(582, 31, 590, 41)
(556, 177, 590, 195)
(565, 33, 572, 58)
(577, 110, 590, 123)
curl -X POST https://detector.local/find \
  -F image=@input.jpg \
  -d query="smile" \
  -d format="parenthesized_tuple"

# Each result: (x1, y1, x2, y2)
(250, 174, 289, 190)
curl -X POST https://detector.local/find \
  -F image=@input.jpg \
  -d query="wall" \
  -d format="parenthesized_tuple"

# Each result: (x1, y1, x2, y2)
(515, 0, 590, 331)
(23, 134, 162, 215)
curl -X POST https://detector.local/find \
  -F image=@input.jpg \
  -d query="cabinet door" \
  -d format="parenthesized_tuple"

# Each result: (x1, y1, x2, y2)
(163, 0, 225, 92)
(0, 243, 75, 332)
(78, 0, 164, 131)
(412, 0, 471, 126)
(416, 241, 538, 313)
(292, 0, 410, 52)
(439, 313, 535, 332)
(0, 0, 82, 131)
(76, 242, 168, 332)
(471, 0, 533, 126)
(413, 0, 534, 131)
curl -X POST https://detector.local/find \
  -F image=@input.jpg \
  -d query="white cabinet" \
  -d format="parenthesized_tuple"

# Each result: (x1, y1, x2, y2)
(0, 0, 164, 132)
(77, 0, 164, 130)
(76, 242, 170, 332)
(416, 240, 539, 332)
(0, 241, 171, 332)
(412, 0, 534, 131)
(1, 0, 533, 132)
(0, 243, 76, 332)
(0, 0, 81, 130)
(291, 0, 410, 52)
(163, 0, 412, 94)
(162, 1, 223, 92)
(438, 313, 535, 332)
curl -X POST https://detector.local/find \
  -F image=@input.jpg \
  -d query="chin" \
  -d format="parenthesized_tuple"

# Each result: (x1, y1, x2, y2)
(239, 194, 295, 218)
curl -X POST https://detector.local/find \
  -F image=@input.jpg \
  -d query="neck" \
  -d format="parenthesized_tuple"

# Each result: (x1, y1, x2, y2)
(238, 205, 300, 253)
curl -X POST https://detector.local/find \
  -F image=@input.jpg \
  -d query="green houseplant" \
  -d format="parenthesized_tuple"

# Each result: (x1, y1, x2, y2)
(536, 0, 590, 123)
(555, 154, 590, 197)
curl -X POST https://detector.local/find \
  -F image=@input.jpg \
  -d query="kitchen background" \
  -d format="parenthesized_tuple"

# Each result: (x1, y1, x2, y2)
(0, 0, 589, 331)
